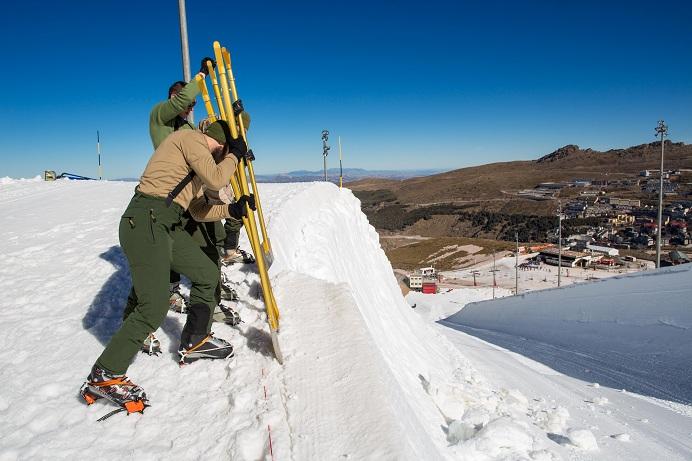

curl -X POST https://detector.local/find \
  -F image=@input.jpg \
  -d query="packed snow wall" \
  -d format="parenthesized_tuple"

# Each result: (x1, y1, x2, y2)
(444, 265, 692, 404)
(264, 182, 471, 458)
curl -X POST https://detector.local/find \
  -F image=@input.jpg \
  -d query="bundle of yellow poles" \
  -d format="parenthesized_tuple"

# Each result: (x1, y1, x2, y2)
(196, 41, 282, 363)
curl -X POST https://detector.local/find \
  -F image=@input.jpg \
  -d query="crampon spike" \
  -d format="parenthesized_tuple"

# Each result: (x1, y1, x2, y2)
(96, 400, 147, 422)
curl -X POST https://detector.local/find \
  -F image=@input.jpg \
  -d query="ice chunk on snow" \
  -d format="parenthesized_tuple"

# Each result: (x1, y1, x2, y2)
(567, 428, 599, 451)
(471, 417, 537, 456)
(447, 419, 477, 444)
(538, 406, 570, 434)
(591, 396, 609, 406)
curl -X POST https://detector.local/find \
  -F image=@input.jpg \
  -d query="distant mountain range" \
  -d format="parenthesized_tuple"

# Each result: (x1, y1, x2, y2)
(254, 167, 448, 183)
(348, 141, 692, 218)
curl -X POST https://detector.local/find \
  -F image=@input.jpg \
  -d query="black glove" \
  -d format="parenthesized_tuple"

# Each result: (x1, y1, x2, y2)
(199, 57, 216, 75)
(246, 193, 256, 211)
(227, 136, 249, 162)
(228, 194, 256, 219)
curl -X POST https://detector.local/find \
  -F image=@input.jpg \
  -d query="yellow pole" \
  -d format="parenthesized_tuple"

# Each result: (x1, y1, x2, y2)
(222, 47, 273, 256)
(199, 54, 280, 330)
(206, 60, 226, 121)
(213, 41, 237, 139)
(195, 75, 216, 123)
(214, 42, 281, 345)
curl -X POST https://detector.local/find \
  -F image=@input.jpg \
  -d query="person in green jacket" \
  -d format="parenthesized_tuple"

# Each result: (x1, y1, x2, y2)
(80, 121, 255, 413)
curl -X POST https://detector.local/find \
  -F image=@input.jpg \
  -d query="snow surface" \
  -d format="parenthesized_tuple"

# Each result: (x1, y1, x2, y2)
(443, 265, 692, 405)
(1, 177, 690, 460)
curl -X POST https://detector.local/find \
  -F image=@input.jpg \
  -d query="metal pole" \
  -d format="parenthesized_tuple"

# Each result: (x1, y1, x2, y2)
(178, 0, 193, 124)
(97, 130, 102, 180)
(492, 250, 496, 299)
(655, 120, 668, 269)
(558, 201, 562, 287)
(515, 232, 519, 295)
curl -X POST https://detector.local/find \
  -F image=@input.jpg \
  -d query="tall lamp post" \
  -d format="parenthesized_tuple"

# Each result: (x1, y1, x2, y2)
(515, 232, 519, 295)
(557, 201, 562, 287)
(654, 120, 668, 269)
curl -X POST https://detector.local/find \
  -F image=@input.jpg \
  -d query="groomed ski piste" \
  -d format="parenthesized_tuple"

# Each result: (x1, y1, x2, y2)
(1, 176, 691, 460)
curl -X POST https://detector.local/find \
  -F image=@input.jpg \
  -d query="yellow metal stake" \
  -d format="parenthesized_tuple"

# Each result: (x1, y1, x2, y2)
(211, 41, 282, 362)
(206, 60, 226, 121)
(195, 75, 216, 123)
(222, 47, 273, 261)
(220, 45, 280, 324)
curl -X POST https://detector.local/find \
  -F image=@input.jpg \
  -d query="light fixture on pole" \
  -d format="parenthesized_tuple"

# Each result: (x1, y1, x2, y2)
(321, 130, 330, 181)
(654, 120, 668, 269)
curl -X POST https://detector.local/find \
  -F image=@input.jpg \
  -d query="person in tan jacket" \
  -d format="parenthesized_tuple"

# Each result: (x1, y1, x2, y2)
(80, 120, 254, 413)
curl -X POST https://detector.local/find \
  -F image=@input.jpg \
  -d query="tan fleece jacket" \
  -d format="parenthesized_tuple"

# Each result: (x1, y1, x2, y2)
(137, 130, 237, 222)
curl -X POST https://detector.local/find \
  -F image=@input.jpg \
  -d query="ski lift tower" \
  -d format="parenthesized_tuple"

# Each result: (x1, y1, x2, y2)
(321, 130, 330, 181)
(470, 270, 480, 287)
(489, 250, 500, 299)
(654, 120, 668, 269)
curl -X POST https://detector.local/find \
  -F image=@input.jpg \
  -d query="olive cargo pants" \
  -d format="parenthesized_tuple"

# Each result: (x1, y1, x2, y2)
(97, 192, 220, 374)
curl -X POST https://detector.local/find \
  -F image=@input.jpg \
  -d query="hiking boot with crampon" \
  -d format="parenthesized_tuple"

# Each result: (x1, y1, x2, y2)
(213, 305, 242, 326)
(220, 272, 239, 302)
(169, 282, 187, 313)
(80, 365, 148, 416)
(141, 332, 161, 356)
(220, 247, 255, 266)
(178, 333, 234, 365)
(220, 284, 239, 302)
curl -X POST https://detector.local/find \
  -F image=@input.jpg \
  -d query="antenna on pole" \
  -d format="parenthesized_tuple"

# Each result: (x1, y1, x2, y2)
(321, 130, 330, 182)
(654, 120, 668, 269)
(97, 130, 102, 180)
(178, 0, 193, 124)
(338, 136, 343, 189)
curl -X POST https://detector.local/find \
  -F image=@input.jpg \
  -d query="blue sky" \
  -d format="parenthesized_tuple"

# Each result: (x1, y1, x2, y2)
(1, 0, 690, 179)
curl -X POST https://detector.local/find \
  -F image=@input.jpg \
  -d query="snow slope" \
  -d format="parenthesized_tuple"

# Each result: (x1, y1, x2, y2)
(408, 278, 692, 459)
(0, 178, 571, 460)
(444, 266, 692, 405)
(2, 177, 689, 460)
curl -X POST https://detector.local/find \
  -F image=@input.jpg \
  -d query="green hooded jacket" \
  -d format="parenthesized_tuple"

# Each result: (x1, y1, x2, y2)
(149, 80, 200, 149)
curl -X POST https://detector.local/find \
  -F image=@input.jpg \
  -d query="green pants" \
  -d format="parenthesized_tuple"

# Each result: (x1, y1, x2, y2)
(224, 217, 243, 250)
(97, 193, 220, 374)
(123, 213, 225, 319)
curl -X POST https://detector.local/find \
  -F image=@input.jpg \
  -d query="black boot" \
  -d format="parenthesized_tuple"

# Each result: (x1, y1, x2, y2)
(179, 303, 234, 364)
